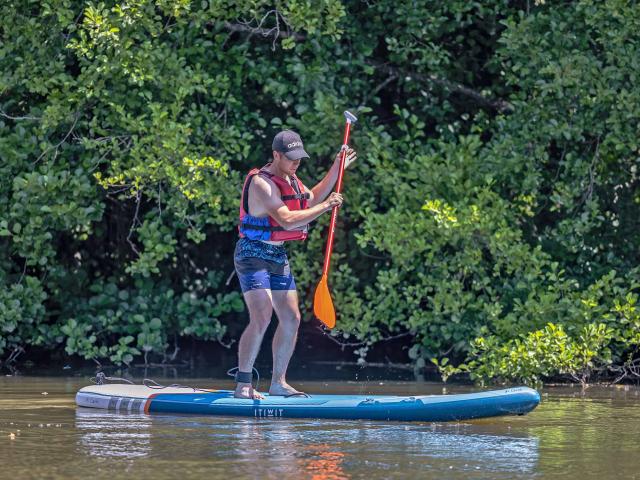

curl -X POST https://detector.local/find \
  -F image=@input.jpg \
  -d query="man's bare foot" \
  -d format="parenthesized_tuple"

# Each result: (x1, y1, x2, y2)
(269, 382, 304, 396)
(234, 382, 265, 399)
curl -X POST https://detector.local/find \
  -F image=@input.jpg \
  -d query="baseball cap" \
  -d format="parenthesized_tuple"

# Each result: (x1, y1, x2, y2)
(272, 130, 310, 160)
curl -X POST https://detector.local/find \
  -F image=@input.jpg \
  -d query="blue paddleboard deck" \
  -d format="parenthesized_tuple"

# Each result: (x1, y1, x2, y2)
(76, 384, 540, 422)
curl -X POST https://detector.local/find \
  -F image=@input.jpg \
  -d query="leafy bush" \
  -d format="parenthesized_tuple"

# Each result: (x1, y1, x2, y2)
(1, 1, 638, 381)
(59, 277, 243, 365)
(0, 276, 49, 360)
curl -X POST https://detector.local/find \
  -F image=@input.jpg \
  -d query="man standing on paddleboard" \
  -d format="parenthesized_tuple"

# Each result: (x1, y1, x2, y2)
(233, 129, 356, 399)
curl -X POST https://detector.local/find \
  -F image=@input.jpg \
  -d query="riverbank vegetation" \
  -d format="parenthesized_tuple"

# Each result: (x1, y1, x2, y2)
(1, 0, 639, 386)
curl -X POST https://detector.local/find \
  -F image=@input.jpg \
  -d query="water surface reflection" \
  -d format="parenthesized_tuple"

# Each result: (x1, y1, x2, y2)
(76, 409, 152, 458)
(74, 409, 539, 479)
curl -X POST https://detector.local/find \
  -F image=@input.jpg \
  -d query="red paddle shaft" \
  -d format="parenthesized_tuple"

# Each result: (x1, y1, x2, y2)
(321, 111, 357, 276)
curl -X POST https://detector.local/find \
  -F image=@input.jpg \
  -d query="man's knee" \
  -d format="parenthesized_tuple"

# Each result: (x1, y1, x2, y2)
(249, 311, 273, 334)
(280, 310, 301, 328)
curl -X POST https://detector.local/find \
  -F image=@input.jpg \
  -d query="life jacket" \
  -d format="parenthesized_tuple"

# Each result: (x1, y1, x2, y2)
(238, 165, 310, 242)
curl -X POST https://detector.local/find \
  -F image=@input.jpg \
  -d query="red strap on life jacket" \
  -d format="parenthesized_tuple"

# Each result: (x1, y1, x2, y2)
(238, 166, 310, 241)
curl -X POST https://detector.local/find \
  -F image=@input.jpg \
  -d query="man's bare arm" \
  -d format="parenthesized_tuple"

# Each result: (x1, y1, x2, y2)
(308, 148, 357, 207)
(252, 176, 342, 230)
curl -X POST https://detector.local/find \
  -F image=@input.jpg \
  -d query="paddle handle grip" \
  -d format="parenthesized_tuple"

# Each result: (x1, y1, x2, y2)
(321, 120, 352, 276)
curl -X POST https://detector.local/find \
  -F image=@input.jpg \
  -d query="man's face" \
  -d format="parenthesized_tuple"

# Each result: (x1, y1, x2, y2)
(274, 151, 301, 175)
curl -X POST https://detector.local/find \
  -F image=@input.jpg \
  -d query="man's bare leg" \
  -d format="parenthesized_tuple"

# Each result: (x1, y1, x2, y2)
(269, 289, 302, 396)
(235, 289, 273, 399)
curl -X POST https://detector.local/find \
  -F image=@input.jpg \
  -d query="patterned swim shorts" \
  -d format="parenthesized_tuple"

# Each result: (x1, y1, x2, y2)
(233, 238, 296, 293)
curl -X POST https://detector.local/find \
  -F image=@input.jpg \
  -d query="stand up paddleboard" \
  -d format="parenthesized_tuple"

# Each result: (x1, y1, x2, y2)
(76, 383, 539, 422)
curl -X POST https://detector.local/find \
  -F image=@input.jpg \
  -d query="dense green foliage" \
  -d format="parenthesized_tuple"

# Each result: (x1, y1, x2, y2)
(1, 0, 638, 384)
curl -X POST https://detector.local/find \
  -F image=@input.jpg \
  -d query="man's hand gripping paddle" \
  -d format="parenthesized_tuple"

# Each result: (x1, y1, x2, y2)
(313, 110, 358, 329)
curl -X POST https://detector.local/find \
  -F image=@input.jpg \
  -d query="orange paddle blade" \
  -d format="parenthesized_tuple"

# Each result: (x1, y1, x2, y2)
(313, 274, 336, 329)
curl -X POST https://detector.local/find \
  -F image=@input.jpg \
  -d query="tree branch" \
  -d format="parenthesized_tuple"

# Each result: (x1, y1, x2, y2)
(127, 191, 142, 256)
(369, 61, 514, 114)
(0, 110, 40, 121)
(220, 23, 513, 113)
(33, 111, 81, 165)
(318, 328, 411, 350)
(223, 21, 305, 42)
(224, 22, 513, 113)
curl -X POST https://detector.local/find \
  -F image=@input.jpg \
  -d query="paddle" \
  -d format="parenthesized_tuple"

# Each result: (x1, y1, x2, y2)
(313, 110, 358, 329)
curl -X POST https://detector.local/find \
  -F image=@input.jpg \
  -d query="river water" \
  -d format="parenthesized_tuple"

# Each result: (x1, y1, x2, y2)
(1, 374, 639, 479)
